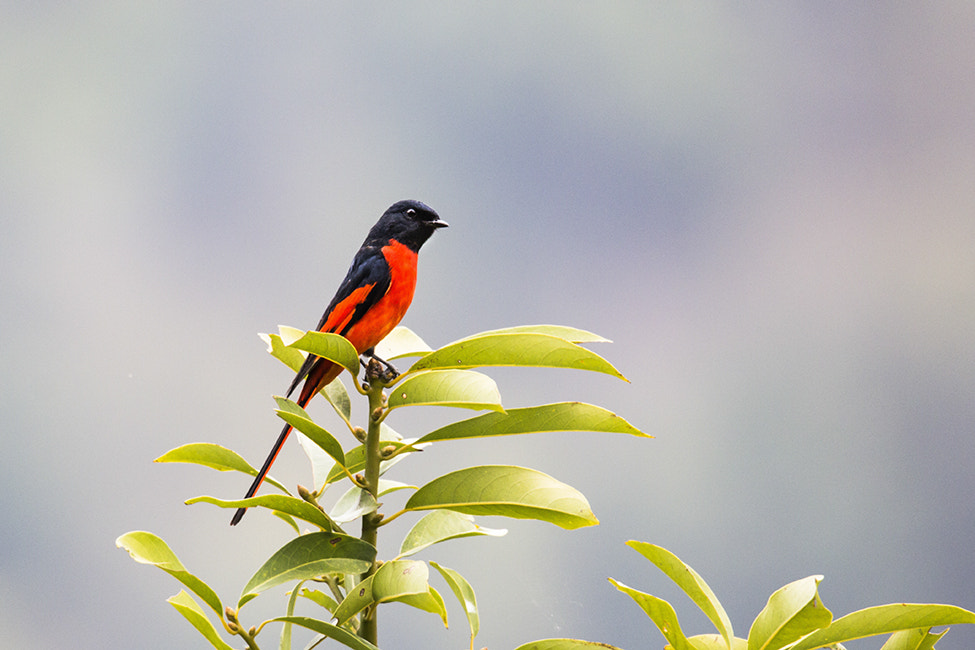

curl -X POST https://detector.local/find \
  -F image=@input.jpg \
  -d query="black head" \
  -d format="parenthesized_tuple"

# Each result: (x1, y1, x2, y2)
(366, 200, 448, 252)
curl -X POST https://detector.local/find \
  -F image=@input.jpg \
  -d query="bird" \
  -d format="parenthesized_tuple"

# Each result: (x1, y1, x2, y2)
(231, 200, 447, 525)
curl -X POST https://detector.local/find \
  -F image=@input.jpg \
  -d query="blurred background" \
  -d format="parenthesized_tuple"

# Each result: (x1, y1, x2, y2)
(2, 3, 973, 649)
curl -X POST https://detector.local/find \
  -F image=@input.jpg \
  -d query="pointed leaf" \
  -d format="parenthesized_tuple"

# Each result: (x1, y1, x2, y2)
(399, 510, 507, 558)
(790, 603, 975, 650)
(374, 326, 434, 360)
(880, 627, 947, 650)
(261, 330, 306, 373)
(458, 324, 610, 344)
(239, 533, 375, 607)
(610, 578, 693, 650)
(386, 369, 504, 412)
(280, 580, 305, 650)
(155, 443, 290, 494)
(513, 641, 626, 650)
(395, 584, 449, 627)
(288, 331, 360, 377)
(404, 465, 598, 529)
(416, 402, 649, 445)
(627, 541, 734, 649)
(277, 325, 306, 346)
(116, 531, 223, 616)
(167, 590, 235, 650)
(407, 332, 626, 380)
(299, 588, 339, 615)
(185, 495, 334, 531)
(155, 443, 254, 473)
(330, 485, 379, 523)
(747, 575, 832, 650)
(274, 397, 346, 468)
(431, 561, 480, 640)
(271, 617, 380, 650)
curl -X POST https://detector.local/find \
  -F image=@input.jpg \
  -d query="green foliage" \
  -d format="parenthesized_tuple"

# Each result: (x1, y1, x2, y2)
(118, 324, 973, 649)
(118, 325, 641, 649)
(403, 465, 599, 529)
(609, 541, 975, 650)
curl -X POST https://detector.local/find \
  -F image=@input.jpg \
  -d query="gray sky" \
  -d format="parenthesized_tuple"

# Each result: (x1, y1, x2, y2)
(2, 4, 974, 649)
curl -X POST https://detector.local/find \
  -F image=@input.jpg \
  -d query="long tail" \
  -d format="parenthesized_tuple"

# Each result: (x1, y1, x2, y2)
(230, 421, 293, 526)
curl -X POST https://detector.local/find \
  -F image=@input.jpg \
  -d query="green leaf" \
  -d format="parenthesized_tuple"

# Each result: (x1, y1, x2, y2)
(626, 541, 734, 649)
(372, 560, 430, 602)
(155, 442, 254, 473)
(386, 369, 504, 412)
(407, 332, 627, 380)
(332, 560, 433, 625)
(880, 627, 947, 650)
(374, 325, 434, 360)
(263, 330, 353, 420)
(395, 584, 449, 628)
(323, 377, 352, 422)
(261, 329, 307, 373)
(513, 640, 626, 650)
(299, 588, 339, 615)
(155, 442, 290, 495)
(280, 580, 305, 650)
(288, 331, 360, 377)
(185, 494, 334, 531)
(378, 479, 415, 496)
(330, 485, 379, 523)
(687, 635, 749, 650)
(789, 603, 975, 650)
(297, 429, 339, 494)
(747, 575, 832, 650)
(116, 531, 223, 616)
(274, 509, 301, 534)
(404, 465, 598, 530)
(430, 561, 480, 641)
(457, 324, 611, 344)
(332, 574, 376, 625)
(167, 590, 235, 650)
(609, 578, 693, 650)
(399, 510, 507, 558)
(274, 396, 346, 468)
(239, 532, 376, 608)
(270, 616, 380, 650)
(415, 402, 649, 445)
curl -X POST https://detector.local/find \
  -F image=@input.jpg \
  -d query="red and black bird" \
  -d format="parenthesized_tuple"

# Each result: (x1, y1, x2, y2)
(231, 200, 447, 525)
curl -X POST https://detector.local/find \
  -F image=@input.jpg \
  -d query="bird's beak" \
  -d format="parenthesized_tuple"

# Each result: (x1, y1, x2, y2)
(431, 219, 449, 229)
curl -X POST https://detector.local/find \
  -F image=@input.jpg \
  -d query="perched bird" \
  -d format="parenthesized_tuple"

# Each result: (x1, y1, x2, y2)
(231, 200, 447, 525)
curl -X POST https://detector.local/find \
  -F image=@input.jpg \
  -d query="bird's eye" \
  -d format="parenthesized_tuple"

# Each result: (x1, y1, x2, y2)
(406, 208, 416, 216)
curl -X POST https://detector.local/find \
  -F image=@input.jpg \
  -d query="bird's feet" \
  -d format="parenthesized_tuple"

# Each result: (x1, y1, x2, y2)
(361, 348, 399, 384)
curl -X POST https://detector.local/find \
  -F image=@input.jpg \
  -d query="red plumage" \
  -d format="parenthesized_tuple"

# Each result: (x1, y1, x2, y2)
(231, 200, 446, 525)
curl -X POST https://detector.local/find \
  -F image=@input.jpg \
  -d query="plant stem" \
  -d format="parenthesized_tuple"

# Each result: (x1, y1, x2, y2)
(358, 370, 385, 645)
